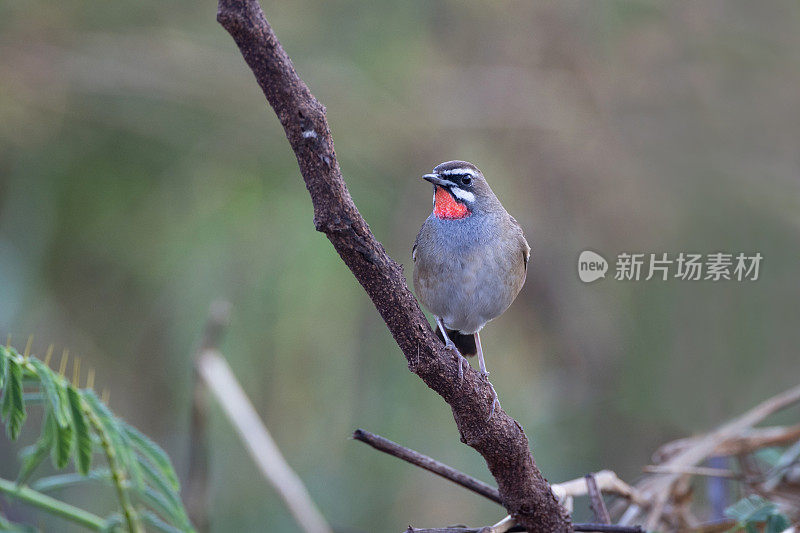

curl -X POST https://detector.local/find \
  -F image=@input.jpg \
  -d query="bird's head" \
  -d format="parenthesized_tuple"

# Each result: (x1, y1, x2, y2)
(422, 161, 497, 220)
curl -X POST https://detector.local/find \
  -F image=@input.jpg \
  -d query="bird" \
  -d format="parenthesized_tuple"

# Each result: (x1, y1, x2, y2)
(412, 160, 530, 416)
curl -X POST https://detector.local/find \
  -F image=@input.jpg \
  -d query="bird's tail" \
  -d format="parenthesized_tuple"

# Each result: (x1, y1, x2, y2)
(435, 327, 477, 356)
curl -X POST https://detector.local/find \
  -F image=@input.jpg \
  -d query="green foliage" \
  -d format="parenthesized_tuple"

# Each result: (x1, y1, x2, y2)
(724, 495, 791, 533)
(68, 385, 93, 475)
(2, 356, 26, 439)
(0, 344, 195, 532)
(16, 413, 56, 486)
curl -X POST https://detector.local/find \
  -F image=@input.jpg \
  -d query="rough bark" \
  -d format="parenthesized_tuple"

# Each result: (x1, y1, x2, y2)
(216, 1, 572, 530)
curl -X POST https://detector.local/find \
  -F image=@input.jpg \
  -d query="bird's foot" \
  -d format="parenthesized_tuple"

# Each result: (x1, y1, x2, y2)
(456, 353, 469, 383)
(443, 340, 468, 383)
(481, 372, 500, 420)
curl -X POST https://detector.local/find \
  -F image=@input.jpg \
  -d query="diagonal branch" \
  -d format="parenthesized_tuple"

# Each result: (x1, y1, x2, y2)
(215, 0, 571, 530)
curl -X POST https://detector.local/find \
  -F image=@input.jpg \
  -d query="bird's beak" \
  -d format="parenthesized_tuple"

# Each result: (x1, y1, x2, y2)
(422, 174, 455, 188)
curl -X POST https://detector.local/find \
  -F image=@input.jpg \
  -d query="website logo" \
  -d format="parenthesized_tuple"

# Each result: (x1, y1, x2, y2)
(578, 251, 608, 283)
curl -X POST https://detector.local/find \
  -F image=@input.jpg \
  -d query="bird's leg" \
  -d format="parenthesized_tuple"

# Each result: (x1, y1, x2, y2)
(435, 316, 468, 382)
(475, 332, 500, 419)
(475, 331, 489, 375)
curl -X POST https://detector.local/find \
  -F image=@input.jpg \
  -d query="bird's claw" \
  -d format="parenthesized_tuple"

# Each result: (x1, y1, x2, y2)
(482, 374, 500, 421)
(443, 342, 467, 383)
(456, 353, 469, 383)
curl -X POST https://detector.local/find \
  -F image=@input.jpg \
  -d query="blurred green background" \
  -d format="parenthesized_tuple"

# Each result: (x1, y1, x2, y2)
(1, 0, 799, 531)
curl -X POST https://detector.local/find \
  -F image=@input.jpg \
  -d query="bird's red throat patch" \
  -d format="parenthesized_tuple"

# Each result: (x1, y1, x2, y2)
(434, 187, 470, 219)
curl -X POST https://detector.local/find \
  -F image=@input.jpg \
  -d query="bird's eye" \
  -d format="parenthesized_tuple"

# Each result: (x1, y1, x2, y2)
(461, 176, 472, 185)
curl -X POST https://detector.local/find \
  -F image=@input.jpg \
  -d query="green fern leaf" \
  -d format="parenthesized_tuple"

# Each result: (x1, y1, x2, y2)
(28, 359, 71, 429)
(2, 357, 26, 440)
(142, 510, 185, 533)
(136, 458, 191, 529)
(16, 412, 56, 485)
(0, 346, 7, 389)
(51, 385, 75, 469)
(32, 469, 111, 492)
(101, 513, 124, 532)
(140, 486, 190, 531)
(137, 457, 182, 510)
(123, 422, 180, 491)
(725, 495, 791, 532)
(81, 390, 143, 489)
(67, 386, 93, 475)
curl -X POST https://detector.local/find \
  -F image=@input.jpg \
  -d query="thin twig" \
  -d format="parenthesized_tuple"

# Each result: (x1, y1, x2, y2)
(353, 429, 502, 504)
(554, 470, 648, 507)
(0, 477, 106, 531)
(197, 351, 332, 533)
(586, 473, 611, 525)
(642, 465, 740, 479)
(652, 424, 800, 464)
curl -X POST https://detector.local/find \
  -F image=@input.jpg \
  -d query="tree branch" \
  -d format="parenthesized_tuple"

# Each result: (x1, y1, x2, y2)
(353, 428, 502, 504)
(215, 0, 571, 530)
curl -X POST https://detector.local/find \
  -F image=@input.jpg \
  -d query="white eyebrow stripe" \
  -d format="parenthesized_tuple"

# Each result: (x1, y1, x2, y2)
(449, 187, 476, 202)
(438, 168, 479, 179)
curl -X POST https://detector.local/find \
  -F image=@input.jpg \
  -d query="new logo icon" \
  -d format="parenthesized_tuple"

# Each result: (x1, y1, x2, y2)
(578, 250, 608, 283)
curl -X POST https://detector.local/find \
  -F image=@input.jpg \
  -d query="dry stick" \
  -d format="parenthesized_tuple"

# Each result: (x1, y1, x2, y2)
(642, 465, 740, 479)
(353, 429, 502, 504)
(196, 351, 332, 533)
(642, 383, 800, 530)
(585, 474, 611, 525)
(554, 470, 646, 508)
(186, 301, 231, 532)
(215, 0, 570, 531)
(651, 424, 800, 464)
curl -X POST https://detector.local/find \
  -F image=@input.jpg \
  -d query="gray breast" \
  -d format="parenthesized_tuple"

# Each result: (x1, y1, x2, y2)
(412, 213, 526, 334)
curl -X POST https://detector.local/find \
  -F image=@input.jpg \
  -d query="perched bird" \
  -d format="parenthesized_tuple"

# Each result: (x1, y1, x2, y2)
(412, 161, 530, 413)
